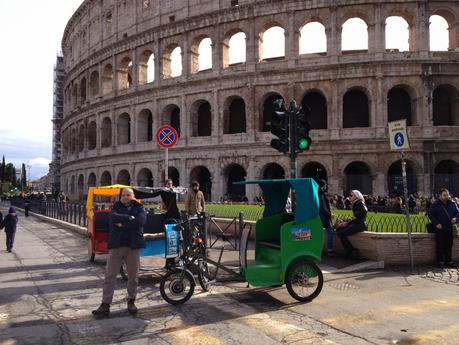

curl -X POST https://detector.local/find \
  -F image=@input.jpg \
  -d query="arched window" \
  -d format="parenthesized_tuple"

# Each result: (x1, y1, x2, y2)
(190, 166, 212, 201)
(137, 109, 153, 142)
(89, 71, 99, 98)
(80, 77, 87, 103)
(118, 57, 133, 90)
(88, 173, 96, 187)
(77, 174, 84, 199)
(71, 175, 76, 194)
(299, 22, 327, 54)
(261, 93, 284, 131)
(429, 15, 449, 51)
(433, 85, 459, 126)
(161, 167, 180, 187)
(225, 164, 246, 201)
(224, 31, 246, 67)
(72, 83, 79, 108)
(117, 170, 131, 185)
(341, 18, 368, 51)
(262, 163, 285, 180)
(139, 50, 155, 85)
(117, 113, 131, 145)
(301, 162, 328, 182)
(102, 64, 113, 95)
(191, 100, 212, 137)
(224, 97, 246, 134)
(162, 104, 181, 136)
(78, 124, 85, 152)
(385, 16, 410, 52)
(260, 25, 285, 60)
(100, 171, 112, 186)
(434, 160, 459, 196)
(137, 168, 153, 187)
(163, 45, 182, 79)
(191, 37, 212, 73)
(101, 117, 112, 148)
(343, 89, 369, 128)
(344, 161, 372, 195)
(388, 160, 416, 195)
(387, 87, 412, 125)
(301, 91, 327, 129)
(87, 121, 97, 150)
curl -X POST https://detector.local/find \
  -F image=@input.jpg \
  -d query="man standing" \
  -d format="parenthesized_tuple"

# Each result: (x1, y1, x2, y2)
(317, 180, 334, 256)
(1, 207, 18, 252)
(185, 181, 205, 216)
(428, 188, 459, 268)
(92, 188, 146, 318)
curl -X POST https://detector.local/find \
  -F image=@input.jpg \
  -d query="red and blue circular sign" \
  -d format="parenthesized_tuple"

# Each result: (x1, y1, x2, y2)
(156, 125, 178, 148)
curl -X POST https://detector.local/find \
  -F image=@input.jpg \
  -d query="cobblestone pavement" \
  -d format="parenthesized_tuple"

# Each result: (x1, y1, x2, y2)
(392, 265, 459, 285)
(1, 207, 459, 345)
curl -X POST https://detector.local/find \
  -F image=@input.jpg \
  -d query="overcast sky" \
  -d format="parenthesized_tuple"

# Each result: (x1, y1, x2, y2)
(0, 0, 448, 180)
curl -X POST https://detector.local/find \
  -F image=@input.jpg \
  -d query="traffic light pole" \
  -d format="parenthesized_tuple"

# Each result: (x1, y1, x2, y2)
(289, 101, 298, 211)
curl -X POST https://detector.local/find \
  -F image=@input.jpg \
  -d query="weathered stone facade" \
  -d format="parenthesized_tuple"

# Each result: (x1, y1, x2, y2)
(60, 0, 459, 201)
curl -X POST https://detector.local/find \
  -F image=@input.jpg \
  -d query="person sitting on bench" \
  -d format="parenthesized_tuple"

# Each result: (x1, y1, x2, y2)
(335, 190, 367, 260)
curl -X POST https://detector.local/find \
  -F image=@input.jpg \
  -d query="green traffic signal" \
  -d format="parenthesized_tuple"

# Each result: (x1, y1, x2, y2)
(298, 137, 311, 150)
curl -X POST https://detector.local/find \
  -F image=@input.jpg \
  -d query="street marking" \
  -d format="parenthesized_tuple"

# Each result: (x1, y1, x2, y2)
(167, 326, 225, 345)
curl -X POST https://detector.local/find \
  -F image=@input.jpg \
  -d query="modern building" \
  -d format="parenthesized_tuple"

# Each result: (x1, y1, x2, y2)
(60, 0, 459, 201)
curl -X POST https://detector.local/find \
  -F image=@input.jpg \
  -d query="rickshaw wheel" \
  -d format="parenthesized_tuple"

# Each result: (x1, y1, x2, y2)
(160, 269, 195, 305)
(87, 239, 95, 263)
(197, 261, 211, 292)
(119, 261, 128, 281)
(285, 259, 323, 302)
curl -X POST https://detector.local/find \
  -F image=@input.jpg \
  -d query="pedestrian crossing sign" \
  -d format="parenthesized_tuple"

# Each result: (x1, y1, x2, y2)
(388, 119, 410, 151)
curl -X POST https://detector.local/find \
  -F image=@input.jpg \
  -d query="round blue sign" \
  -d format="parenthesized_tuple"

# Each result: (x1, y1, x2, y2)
(394, 132, 404, 147)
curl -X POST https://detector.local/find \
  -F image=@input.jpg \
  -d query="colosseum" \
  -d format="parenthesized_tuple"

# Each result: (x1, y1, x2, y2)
(60, 0, 459, 202)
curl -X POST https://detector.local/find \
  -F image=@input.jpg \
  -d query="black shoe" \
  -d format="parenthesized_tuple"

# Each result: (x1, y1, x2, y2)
(92, 303, 110, 318)
(7, 249, 11, 253)
(127, 299, 138, 315)
(445, 261, 457, 268)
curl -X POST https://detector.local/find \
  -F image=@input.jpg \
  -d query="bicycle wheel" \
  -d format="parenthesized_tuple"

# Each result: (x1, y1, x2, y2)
(160, 269, 195, 305)
(285, 259, 323, 302)
(197, 260, 211, 292)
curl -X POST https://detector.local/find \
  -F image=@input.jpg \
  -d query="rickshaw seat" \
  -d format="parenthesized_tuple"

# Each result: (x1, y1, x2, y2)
(94, 212, 110, 232)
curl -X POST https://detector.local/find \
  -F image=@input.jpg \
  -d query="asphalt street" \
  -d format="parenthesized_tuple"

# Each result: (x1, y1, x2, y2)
(1, 206, 458, 345)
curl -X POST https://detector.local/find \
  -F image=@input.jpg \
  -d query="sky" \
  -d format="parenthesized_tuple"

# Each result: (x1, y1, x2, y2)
(0, 0, 449, 180)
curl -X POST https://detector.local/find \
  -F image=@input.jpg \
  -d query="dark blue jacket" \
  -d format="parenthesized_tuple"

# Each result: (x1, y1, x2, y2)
(108, 200, 146, 249)
(2, 214, 18, 233)
(428, 199, 459, 228)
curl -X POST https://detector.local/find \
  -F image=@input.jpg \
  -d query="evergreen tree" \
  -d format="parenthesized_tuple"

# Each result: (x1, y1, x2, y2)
(0, 155, 5, 182)
(5, 163, 16, 184)
(22, 163, 27, 189)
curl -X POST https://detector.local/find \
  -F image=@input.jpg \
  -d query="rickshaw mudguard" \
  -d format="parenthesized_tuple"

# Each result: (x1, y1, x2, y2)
(280, 216, 324, 281)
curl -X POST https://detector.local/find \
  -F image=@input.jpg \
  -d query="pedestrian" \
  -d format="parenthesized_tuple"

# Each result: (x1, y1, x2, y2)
(335, 190, 368, 260)
(185, 181, 205, 216)
(427, 188, 459, 268)
(160, 179, 181, 221)
(1, 207, 18, 252)
(317, 180, 334, 256)
(24, 199, 30, 217)
(92, 188, 146, 318)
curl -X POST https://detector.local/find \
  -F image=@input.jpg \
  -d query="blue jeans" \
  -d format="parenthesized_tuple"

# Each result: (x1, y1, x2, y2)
(325, 227, 334, 252)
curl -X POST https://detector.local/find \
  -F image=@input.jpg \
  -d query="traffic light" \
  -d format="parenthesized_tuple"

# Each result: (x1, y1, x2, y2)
(270, 99, 289, 154)
(296, 106, 312, 152)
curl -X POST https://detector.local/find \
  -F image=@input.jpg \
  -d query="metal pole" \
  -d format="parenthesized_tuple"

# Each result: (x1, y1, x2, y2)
(165, 148, 169, 181)
(289, 100, 298, 212)
(401, 151, 414, 271)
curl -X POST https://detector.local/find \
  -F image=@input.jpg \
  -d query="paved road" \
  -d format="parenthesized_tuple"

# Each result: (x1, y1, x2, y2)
(1, 207, 459, 345)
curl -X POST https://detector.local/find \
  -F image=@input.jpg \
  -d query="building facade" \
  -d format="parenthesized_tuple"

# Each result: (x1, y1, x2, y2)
(60, 0, 459, 201)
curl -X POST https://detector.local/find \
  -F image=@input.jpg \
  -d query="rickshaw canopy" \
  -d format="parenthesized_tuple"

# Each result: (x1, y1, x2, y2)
(234, 178, 319, 223)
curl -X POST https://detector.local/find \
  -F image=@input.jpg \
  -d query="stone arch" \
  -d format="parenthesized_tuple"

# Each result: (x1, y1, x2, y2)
(87, 121, 97, 150)
(117, 169, 131, 185)
(433, 85, 459, 126)
(190, 166, 212, 201)
(89, 70, 99, 98)
(77, 174, 84, 200)
(88, 172, 97, 188)
(163, 44, 182, 79)
(190, 35, 213, 73)
(72, 83, 79, 108)
(262, 163, 285, 180)
(137, 109, 153, 142)
(118, 56, 133, 90)
(223, 29, 246, 67)
(224, 96, 246, 134)
(387, 86, 413, 125)
(224, 163, 247, 201)
(341, 17, 368, 52)
(299, 21, 327, 54)
(261, 92, 285, 132)
(301, 90, 327, 129)
(161, 167, 180, 187)
(117, 113, 131, 145)
(70, 175, 76, 194)
(385, 15, 411, 52)
(344, 161, 372, 195)
(78, 124, 85, 152)
(102, 64, 113, 95)
(429, 10, 457, 51)
(190, 100, 212, 137)
(162, 104, 181, 136)
(343, 88, 370, 128)
(138, 50, 155, 84)
(387, 160, 417, 195)
(259, 22, 285, 60)
(101, 117, 112, 148)
(301, 162, 328, 182)
(100, 171, 112, 186)
(137, 168, 153, 187)
(80, 77, 87, 104)
(434, 160, 459, 196)
(71, 127, 77, 154)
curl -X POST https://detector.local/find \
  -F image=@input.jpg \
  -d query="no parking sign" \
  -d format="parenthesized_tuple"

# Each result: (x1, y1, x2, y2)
(156, 125, 178, 148)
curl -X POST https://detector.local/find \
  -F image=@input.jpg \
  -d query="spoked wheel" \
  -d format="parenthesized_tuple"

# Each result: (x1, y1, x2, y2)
(87, 238, 95, 263)
(119, 260, 128, 281)
(286, 259, 323, 302)
(197, 260, 211, 292)
(160, 269, 195, 305)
